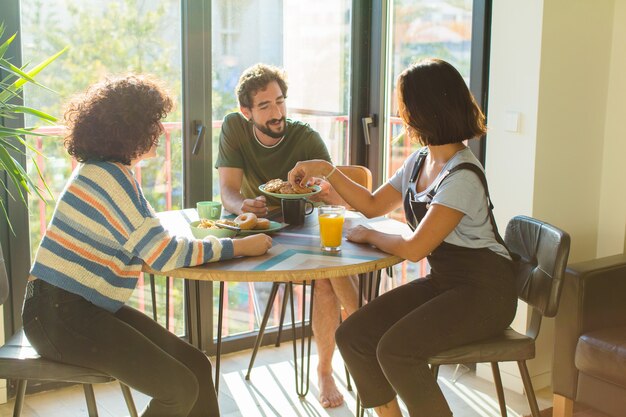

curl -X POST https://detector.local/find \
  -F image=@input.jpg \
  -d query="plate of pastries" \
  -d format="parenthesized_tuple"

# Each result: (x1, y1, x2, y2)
(190, 215, 285, 238)
(231, 212, 285, 235)
(258, 178, 321, 199)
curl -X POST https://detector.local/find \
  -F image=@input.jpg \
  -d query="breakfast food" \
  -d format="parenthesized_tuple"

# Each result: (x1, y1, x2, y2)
(234, 212, 258, 230)
(197, 218, 238, 230)
(254, 218, 271, 230)
(263, 178, 314, 194)
(263, 178, 285, 193)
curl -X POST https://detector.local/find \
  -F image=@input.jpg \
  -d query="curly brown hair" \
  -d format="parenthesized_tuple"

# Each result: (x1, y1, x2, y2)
(236, 63, 288, 109)
(397, 58, 486, 146)
(64, 74, 173, 165)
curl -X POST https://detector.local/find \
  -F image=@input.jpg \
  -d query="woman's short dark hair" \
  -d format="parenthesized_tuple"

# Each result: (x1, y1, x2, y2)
(397, 58, 486, 146)
(236, 63, 288, 109)
(64, 74, 173, 165)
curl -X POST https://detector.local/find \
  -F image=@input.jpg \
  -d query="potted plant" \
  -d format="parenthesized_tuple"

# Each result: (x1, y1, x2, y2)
(0, 23, 67, 231)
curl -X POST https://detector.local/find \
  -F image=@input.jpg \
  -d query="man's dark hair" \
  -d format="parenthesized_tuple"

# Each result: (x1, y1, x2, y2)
(236, 63, 288, 109)
(397, 58, 486, 146)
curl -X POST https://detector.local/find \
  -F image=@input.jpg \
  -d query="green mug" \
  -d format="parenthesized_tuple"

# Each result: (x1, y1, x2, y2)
(197, 201, 222, 220)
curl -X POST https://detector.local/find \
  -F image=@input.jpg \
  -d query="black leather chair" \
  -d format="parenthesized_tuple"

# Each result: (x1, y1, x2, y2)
(0, 245, 138, 417)
(552, 254, 626, 417)
(428, 215, 571, 417)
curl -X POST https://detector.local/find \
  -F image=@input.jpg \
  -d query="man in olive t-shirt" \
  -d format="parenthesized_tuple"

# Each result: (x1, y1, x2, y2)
(215, 63, 358, 409)
(215, 112, 331, 207)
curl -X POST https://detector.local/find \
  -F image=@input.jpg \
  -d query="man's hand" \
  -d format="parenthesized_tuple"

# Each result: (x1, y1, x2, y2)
(241, 195, 269, 217)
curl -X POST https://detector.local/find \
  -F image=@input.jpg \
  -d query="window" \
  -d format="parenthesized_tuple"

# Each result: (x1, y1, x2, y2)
(210, 0, 353, 341)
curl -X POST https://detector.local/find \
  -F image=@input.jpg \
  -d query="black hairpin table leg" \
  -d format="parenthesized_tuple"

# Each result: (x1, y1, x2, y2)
(290, 280, 315, 397)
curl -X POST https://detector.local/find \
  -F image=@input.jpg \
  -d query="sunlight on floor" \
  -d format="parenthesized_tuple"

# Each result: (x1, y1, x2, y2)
(0, 342, 552, 417)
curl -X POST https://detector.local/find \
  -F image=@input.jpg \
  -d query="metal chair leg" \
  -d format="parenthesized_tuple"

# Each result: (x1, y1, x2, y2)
(491, 362, 508, 417)
(82, 384, 99, 417)
(165, 276, 171, 331)
(12, 380, 27, 417)
(518, 360, 542, 417)
(246, 282, 281, 380)
(345, 364, 353, 391)
(431, 364, 440, 378)
(119, 383, 138, 417)
(275, 283, 290, 347)
(338, 312, 353, 392)
(215, 281, 225, 395)
(149, 273, 157, 321)
(356, 395, 366, 417)
(291, 281, 314, 397)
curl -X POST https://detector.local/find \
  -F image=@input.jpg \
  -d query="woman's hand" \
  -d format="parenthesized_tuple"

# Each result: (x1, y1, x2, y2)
(232, 234, 272, 257)
(345, 225, 373, 244)
(288, 160, 335, 189)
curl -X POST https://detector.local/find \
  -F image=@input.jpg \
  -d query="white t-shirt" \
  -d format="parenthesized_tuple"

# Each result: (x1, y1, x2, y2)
(388, 147, 510, 259)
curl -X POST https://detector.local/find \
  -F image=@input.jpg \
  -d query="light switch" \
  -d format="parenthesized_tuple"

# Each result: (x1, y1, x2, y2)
(504, 111, 520, 133)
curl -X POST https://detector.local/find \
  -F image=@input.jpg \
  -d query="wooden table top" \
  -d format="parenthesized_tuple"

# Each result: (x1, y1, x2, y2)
(145, 208, 407, 282)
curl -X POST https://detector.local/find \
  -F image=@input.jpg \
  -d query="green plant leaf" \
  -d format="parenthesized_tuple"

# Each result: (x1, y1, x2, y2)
(6, 105, 57, 122)
(0, 60, 56, 93)
(0, 126, 51, 137)
(0, 46, 69, 103)
(0, 137, 27, 155)
(0, 30, 16, 58)
(14, 156, 49, 202)
(0, 145, 28, 204)
(30, 156, 53, 200)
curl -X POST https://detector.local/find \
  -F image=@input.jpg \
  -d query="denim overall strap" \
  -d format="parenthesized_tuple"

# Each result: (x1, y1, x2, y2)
(403, 149, 429, 230)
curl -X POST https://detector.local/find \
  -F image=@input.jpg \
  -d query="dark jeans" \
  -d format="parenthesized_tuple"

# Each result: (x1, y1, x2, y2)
(336, 244, 517, 417)
(22, 279, 219, 417)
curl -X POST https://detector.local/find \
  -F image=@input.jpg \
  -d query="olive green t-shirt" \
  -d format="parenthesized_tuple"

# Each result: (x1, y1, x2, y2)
(215, 112, 332, 205)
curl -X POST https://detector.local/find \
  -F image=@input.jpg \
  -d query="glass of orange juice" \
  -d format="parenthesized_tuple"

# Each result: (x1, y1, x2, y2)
(318, 205, 346, 252)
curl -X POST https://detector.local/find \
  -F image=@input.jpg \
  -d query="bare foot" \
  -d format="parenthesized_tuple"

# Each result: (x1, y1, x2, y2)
(318, 373, 344, 408)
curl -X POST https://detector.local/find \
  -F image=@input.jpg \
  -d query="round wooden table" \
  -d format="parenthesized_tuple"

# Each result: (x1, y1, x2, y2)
(146, 208, 407, 396)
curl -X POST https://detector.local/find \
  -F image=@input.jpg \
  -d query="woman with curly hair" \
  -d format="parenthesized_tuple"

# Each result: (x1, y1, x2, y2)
(22, 74, 272, 417)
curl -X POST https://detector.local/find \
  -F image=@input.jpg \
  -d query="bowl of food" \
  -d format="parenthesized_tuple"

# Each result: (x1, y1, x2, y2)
(189, 219, 238, 239)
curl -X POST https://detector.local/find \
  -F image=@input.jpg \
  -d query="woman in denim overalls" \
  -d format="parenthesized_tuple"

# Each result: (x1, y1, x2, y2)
(288, 59, 517, 417)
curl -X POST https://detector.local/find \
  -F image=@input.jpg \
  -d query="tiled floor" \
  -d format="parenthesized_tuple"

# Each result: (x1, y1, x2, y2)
(0, 342, 553, 417)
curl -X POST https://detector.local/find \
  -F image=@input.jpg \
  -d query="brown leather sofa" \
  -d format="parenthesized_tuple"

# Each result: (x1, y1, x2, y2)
(552, 254, 626, 417)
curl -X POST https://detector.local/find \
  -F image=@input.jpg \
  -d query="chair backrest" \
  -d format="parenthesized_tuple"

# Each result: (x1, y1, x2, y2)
(504, 216, 570, 331)
(0, 244, 9, 306)
(337, 165, 372, 191)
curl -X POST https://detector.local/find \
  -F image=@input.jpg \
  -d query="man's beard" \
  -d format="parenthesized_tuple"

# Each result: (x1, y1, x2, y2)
(253, 117, 286, 139)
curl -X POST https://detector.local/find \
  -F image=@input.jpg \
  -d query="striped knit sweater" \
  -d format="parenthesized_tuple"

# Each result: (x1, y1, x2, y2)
(30, 161, 234, 312)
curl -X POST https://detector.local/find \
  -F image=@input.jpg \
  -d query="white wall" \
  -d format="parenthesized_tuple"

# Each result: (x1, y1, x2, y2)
(598, 1, 626, 257)
(483, 0, 621, 393)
